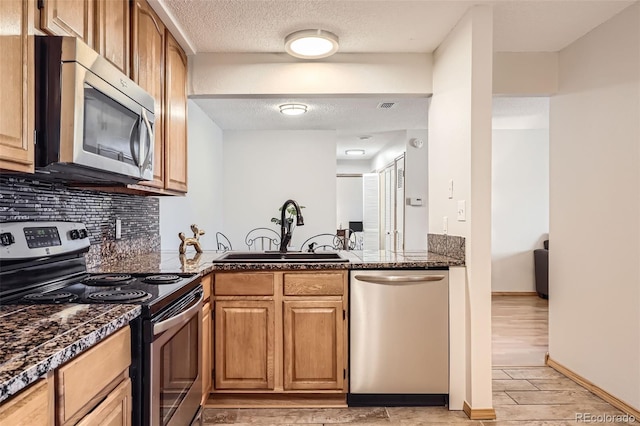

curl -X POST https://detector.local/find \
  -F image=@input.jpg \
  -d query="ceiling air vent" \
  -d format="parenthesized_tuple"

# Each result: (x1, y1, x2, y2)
(377, 102, 396, 109)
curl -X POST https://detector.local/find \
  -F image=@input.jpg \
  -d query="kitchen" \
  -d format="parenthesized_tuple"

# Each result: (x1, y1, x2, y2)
(1, 0, 639, 425)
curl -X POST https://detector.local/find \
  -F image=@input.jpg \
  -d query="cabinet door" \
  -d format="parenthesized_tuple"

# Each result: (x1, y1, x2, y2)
(40, 0, 93, 44)
(214, 301, 275, 390)
(201, 302, 212, 404)
(131, 0, 164, 188)
(76, 378, 131, 426)
(0, 378, 53, 425)
(164, 31, 188, 192)
(95, 0, 129, 75)
(283, 300, 345, 390)
(0, 0, 34, 173)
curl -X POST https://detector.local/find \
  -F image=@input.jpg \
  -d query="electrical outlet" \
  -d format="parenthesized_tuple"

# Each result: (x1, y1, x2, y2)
(457, 200, 466, 221)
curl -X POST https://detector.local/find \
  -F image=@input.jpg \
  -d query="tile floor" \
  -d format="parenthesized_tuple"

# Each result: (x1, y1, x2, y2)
(201, 296, 637, 425)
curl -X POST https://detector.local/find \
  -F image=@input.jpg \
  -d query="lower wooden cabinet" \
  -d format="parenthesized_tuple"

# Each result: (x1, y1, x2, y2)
(57, 327, 131, 424)
(0, 327, 132, 426)
(0, 377, 53, 425)
(76, 378, 131, 426)
(201, 301, 212, 404)
(214, 300, 275, 390)
(283, 300, 345, 390)
(211, 270, 348, 397)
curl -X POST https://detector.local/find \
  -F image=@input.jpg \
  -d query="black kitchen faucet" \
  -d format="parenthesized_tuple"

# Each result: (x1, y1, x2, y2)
(279, 199, 304, 253)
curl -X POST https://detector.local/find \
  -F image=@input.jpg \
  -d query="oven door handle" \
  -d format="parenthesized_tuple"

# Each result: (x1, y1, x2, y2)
(153, 293, 203, 337)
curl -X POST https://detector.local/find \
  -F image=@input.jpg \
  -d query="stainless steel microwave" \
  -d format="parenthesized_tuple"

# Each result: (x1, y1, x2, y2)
(35, 36, 155, 184)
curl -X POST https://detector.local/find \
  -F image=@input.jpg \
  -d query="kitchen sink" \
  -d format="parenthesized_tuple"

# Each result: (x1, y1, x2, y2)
(213, 251, 349, 263)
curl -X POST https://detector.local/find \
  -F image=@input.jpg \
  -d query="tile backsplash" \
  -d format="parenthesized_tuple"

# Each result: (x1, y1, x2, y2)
(0, 175, 159, 267)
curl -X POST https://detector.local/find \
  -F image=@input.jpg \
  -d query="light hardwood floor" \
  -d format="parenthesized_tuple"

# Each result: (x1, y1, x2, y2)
(492, 295, 549, 367)
(201, 296, 636, 425)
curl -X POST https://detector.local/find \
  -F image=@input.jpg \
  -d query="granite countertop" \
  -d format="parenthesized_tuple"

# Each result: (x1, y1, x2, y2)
(90, 249, 464, 275)
(0, 304, 140, 403)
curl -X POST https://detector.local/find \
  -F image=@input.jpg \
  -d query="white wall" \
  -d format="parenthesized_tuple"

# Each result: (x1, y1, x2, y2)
(492, 129, 549, 292)
(429, 5, 494, 411)
(491, 96, 550, 293)
(336, 160, 372, 174)
(336, 176, 363, 230)
(493, 53, 558, 96)
(159, 100, 224, 250)
(404, 129, 429, 250)
(190, 53, 432, 96)
(222, 130, 337, 250)
(549, 3, 640, 410)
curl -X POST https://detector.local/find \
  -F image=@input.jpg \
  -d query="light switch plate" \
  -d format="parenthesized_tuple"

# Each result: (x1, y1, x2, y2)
(457, 200, 466, 221)
(115, 219, 122, 240)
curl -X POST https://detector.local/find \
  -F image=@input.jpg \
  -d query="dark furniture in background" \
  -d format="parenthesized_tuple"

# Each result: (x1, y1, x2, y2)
(534, 240, 549, 299)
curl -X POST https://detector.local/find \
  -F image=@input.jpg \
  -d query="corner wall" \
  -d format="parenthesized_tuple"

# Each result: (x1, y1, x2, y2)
(549, 3, 640, 410)
(159, 100, 224, 250)
(428, 5, 494, 412)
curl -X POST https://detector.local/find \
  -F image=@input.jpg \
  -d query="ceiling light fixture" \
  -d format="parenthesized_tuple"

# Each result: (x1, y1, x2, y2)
(345, 149, 365, 156)
(279, 103, 308, 116)
(285, 29, 339, 59)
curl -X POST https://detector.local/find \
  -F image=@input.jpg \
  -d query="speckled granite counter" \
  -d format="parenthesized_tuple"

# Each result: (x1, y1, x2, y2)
(0, 304, 140, 403)
(90, 249, 464, 275)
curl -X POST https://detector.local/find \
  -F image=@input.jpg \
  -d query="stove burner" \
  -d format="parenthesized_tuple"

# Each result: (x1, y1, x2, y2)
(83, 274, 133, 286)
(23, 292, 78, 304)
(142, 274, 181, 284)
(88, 289, 151, 303)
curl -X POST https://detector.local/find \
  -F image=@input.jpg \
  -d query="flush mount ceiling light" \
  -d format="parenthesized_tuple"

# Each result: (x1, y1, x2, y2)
(279, 103, 308, 116)
(345, 149, 365, 156)
(285, 29, 339, 59)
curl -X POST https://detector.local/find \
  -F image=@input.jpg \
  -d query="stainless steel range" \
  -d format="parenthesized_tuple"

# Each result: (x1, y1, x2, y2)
(0, 221, 203, 426)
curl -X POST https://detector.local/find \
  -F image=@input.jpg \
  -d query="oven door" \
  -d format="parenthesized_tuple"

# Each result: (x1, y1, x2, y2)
(150, 290, 203, 426)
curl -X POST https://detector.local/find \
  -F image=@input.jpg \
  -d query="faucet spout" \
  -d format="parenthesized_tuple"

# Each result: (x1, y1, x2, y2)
(279, 199, 304, 253)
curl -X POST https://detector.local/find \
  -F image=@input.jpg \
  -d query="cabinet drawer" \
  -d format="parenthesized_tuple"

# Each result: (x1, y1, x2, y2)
(57, 327, 131, 424)
(0, 378, 52, 425)
(76, 378, 131, 426)
(284, 273, 345, 296)
(215, 273, 274, 296)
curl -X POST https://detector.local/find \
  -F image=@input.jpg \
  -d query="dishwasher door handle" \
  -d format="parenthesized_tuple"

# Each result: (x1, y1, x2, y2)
(353, 274, 446, 284)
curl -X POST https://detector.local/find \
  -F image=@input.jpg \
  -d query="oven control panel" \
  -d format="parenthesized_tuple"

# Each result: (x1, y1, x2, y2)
(0, 221, 90, 260)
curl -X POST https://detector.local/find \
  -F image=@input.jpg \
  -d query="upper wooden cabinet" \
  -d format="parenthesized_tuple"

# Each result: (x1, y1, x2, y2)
(95, 0, 130, 75)
(39, 0, 93, 45)
(0, 0, 35, 174)
(164, 31, 188, 193)
(131, 0, 165, 189)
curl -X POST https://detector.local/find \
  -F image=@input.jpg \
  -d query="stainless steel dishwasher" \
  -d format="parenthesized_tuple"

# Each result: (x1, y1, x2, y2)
(348, 269, 449, 406)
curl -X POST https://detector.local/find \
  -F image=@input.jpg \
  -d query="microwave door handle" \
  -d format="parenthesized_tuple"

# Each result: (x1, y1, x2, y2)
(140, 109, 153, 171)
(129, 118, 141, 166)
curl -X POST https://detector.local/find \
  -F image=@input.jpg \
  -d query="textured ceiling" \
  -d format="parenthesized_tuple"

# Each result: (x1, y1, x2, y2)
(192, 96, 430, 160)
(166, 0, 629, 161)
(161, 0, 634, 53)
